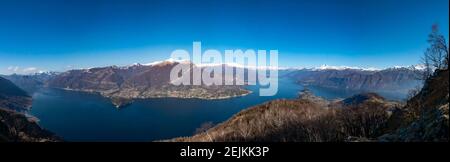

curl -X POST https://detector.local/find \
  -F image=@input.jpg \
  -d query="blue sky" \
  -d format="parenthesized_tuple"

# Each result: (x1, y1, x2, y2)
(0, 0, 448, 74)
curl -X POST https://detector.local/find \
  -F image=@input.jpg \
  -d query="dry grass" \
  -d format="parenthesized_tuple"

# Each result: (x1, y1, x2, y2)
(169, 96, 393, 142)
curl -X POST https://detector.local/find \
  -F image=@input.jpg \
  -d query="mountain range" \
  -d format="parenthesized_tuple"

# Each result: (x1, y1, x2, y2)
(0, 76, 32, 112)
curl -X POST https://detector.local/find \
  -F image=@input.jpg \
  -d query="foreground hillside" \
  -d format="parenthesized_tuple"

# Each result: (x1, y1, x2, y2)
(380, 69, 449, 141)
(0, 108, 60, 142)
(0, 76, 60, 142)
(170, 69, 448, 142)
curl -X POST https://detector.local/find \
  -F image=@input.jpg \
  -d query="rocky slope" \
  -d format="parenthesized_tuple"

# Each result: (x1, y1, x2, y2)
(169, 69, 447, 142)
(379, 69, 449, 141)
(0, 76, 60, 142)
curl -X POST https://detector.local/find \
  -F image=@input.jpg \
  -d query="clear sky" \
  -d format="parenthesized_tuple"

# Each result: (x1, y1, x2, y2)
(0, 0, 448, 74)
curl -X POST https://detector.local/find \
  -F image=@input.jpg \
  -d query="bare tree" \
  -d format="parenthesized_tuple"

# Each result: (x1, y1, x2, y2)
(419, 52, 432, 80)
(423, 24, 449, 71)
(194, 121, 215, 141)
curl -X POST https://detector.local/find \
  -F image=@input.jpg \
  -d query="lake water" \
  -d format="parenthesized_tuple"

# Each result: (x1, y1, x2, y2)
(29, 77, 405, 141)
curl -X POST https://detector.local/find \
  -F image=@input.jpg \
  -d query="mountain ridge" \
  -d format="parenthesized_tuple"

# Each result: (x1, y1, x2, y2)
(45, 61, 251, 108)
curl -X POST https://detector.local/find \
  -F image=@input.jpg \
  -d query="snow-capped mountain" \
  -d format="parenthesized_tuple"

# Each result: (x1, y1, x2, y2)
(142, 58, 191, 66)
(138, 58, 426, 72)
(310, 64, 380, 71)
(140, 58, 283, 70)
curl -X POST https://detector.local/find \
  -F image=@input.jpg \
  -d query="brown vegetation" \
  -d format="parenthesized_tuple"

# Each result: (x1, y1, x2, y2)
(169, 92, 398, 142)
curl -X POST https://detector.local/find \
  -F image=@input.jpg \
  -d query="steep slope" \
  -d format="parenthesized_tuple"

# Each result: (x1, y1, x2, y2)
(169, 92, 397, 142)
(0, 76, 28, 97)
(0, 76, 31, 112)
(380, 69, 449, 141)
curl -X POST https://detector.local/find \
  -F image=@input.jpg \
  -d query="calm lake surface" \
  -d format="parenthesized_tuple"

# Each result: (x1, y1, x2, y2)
(29, 77, 405, 141)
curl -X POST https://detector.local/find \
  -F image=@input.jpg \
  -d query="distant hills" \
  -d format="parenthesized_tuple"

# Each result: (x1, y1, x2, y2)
(0, 76, 29, 97)
(1, 72, 58, 94)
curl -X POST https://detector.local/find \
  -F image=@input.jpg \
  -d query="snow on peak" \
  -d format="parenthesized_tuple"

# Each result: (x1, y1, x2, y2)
(143, 58, 191, 66)
(197, 62, 283, 70)
(387, 64, 427, 71)
(312, 64, 380, 71)
(412, 64, 427, 70)
(125, 59, 427, 72)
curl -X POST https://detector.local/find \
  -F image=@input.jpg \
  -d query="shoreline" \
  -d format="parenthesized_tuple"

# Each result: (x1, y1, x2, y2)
(52, 87, 253, 108)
